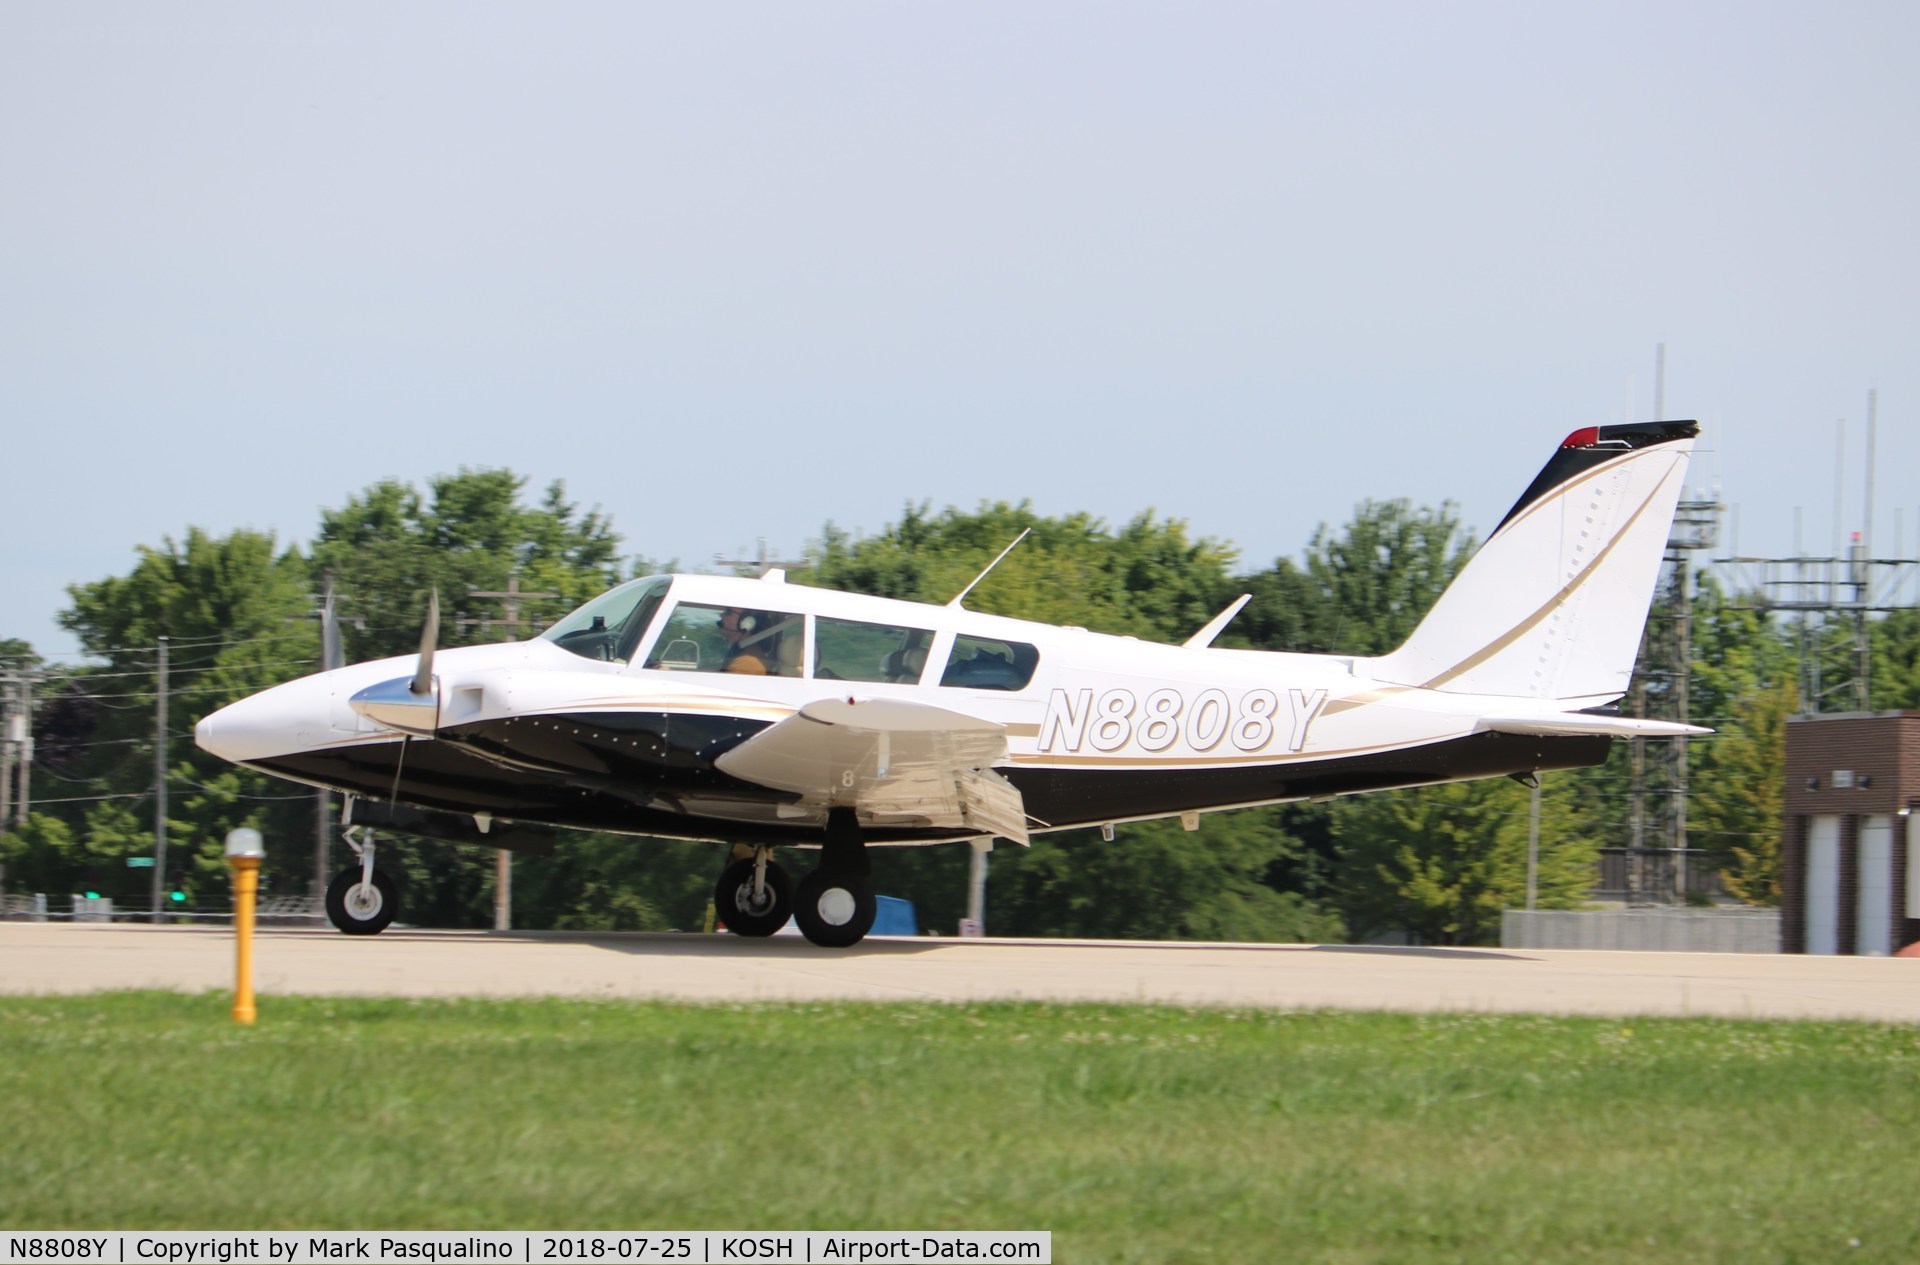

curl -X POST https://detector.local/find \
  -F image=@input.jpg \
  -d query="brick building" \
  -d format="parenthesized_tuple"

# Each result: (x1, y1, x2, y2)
(1781, 712, 1920, 955)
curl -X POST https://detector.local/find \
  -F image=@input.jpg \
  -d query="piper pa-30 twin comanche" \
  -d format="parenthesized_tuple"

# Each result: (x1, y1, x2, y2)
(196, 421, 1709, 946)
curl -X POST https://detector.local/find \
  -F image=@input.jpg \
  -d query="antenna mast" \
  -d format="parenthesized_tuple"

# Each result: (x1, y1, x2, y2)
(948, 529, 1032, 609)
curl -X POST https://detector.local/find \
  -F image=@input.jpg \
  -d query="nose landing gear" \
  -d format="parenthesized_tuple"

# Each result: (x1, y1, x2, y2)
(326, 826, 398, 935)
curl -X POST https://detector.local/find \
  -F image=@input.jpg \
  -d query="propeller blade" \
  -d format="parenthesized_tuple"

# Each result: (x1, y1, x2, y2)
(320, 575, 345, 671)
(409, 588, 439, 697)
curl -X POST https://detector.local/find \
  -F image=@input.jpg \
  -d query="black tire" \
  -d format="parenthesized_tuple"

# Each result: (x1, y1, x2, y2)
(714, 857, 794, 937)
(793, 868, 877, 948)
(325, 867, 398, 936)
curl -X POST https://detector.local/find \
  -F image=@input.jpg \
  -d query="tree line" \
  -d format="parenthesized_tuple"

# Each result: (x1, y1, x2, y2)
(3, 469, 1916, 944)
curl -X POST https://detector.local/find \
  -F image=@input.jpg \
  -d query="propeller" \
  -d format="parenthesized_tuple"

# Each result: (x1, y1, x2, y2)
(409, 588, 439, 696)
(347, 588, 443, 736)
(320, 574, 345, 671)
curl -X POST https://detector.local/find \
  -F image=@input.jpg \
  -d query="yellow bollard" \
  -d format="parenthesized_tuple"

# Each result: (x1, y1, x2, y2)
(225, 828, 264, 1025)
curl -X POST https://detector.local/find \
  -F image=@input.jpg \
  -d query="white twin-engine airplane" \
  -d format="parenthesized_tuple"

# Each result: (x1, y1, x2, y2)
(196, 421, 1708, 946)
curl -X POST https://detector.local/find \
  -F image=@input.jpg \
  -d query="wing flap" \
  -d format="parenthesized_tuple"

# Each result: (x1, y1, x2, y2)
(714, 697, 1030, 843)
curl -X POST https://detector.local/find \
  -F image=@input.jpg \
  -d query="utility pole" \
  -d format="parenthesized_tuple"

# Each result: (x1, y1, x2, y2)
(715, 540, 806, 578)
(465, 570, 560, 931)
(150, 637, 169, 923)
(313, 784, 331, 909)
(461, 570, 560, 640)
(1526, 779, 1540, 911)
(0, 668, 34, 898)
(1, 673, 18, 828)
(965, 839, 991, 935)
(12, 674, 28, 828)
(313, 575, 341, 908)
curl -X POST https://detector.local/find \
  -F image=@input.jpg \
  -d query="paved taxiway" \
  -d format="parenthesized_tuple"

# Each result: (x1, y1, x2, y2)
(2, 922, 1916, 1021)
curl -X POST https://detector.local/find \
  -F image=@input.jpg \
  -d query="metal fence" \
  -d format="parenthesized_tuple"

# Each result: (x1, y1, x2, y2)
(1593, 848, 1731, 903)
(1502, 907, 1781, 954)
(0, 893, 325, 925)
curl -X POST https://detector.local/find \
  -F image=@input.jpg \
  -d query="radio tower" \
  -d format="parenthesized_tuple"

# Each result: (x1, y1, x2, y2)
(1625, 343, 1722, 902)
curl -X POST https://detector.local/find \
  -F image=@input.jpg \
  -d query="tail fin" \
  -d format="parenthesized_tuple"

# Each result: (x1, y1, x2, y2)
(1369, 421, 1697, 702)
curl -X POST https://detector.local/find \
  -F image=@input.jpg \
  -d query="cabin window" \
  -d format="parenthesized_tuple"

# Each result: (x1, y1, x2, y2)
(540, 577, 669, 663)
(815, 618, 935, 684)
(642, 602, 804, 677)
(939, 634, 1040, 691)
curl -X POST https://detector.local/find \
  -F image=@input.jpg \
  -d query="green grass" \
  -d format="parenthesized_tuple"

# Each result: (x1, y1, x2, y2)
(2, 995, 1916, 1263)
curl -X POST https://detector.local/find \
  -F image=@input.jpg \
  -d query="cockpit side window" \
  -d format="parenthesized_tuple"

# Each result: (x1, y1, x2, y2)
(815, 617, 934, 684)
(938, 634, 1040, 691)
(541, 577, 670, 663)
(642, 603, 805, 678)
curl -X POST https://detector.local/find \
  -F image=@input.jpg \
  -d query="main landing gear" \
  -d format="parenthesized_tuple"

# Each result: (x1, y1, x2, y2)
(715, 810, 877, 948)
(713, 847, 795, 937)
(326, 826, 398, 935)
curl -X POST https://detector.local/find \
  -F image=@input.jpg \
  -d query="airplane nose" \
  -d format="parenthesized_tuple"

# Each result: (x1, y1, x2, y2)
(195, 696, 274, 763)
(195, 679, 327, 764)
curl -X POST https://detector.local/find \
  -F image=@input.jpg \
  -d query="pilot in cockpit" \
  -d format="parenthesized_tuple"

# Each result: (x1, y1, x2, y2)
(717, 608, 772, 674)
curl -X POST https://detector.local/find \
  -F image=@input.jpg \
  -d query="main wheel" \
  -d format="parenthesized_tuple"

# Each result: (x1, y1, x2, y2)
(714, 856, 794, 937)
(793, 868, 877, 948)
(325, 867, 398, 936)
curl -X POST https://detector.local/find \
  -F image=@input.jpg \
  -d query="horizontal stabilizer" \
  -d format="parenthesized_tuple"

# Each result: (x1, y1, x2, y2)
(1476, 714, 1712, 740)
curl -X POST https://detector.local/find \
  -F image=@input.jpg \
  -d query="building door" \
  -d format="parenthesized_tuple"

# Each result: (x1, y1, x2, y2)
(1856, 815, 1893, 957)
(1806, 815, 1840, 955)
(1909, 814, 1920, 924)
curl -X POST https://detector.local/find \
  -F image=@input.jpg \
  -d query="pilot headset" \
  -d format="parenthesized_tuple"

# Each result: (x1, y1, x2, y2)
(727, 609, 761, 635)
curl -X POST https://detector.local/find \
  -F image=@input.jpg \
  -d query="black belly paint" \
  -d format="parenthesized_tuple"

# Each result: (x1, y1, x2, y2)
(250, 711, 1612, 848)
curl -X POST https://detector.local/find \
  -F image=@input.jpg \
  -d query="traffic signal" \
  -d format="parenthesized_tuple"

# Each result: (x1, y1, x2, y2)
(168, 869, 187, 905)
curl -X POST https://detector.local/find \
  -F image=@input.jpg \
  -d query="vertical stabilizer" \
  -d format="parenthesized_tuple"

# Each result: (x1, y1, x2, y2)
(1368, 422, 1697, 701)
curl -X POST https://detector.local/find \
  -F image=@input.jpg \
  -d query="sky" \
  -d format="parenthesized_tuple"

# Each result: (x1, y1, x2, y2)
(4, 1, 1917, 661)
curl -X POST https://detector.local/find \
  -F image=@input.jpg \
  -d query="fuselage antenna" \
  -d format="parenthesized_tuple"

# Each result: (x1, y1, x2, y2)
(947, 528, 1032, 609)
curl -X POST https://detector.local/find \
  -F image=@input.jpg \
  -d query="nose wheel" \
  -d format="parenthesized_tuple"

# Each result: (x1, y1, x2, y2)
(325, 866, 397, 934)
(326, 826, 399, 935)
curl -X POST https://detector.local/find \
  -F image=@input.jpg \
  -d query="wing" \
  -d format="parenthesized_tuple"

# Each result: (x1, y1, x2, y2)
(714, 696, 1031, 844)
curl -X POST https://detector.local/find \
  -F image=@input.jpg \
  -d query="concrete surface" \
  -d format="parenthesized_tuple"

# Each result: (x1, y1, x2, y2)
(3, 922, 1918, 1021)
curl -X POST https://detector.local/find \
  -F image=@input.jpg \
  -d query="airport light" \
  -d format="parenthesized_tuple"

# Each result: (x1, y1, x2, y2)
(225, 828, 264, 1025)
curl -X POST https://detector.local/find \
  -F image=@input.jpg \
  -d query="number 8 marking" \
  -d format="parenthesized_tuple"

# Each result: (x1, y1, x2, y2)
(1137, 689, 1182, 751)
(1232, 689, 1277, 751)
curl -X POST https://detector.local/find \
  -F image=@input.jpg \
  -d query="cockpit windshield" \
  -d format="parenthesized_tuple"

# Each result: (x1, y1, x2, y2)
(540, 576, 671, 663)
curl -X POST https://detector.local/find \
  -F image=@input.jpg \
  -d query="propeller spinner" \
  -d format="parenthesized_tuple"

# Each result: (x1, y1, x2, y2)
(348, 589, 442, 735)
